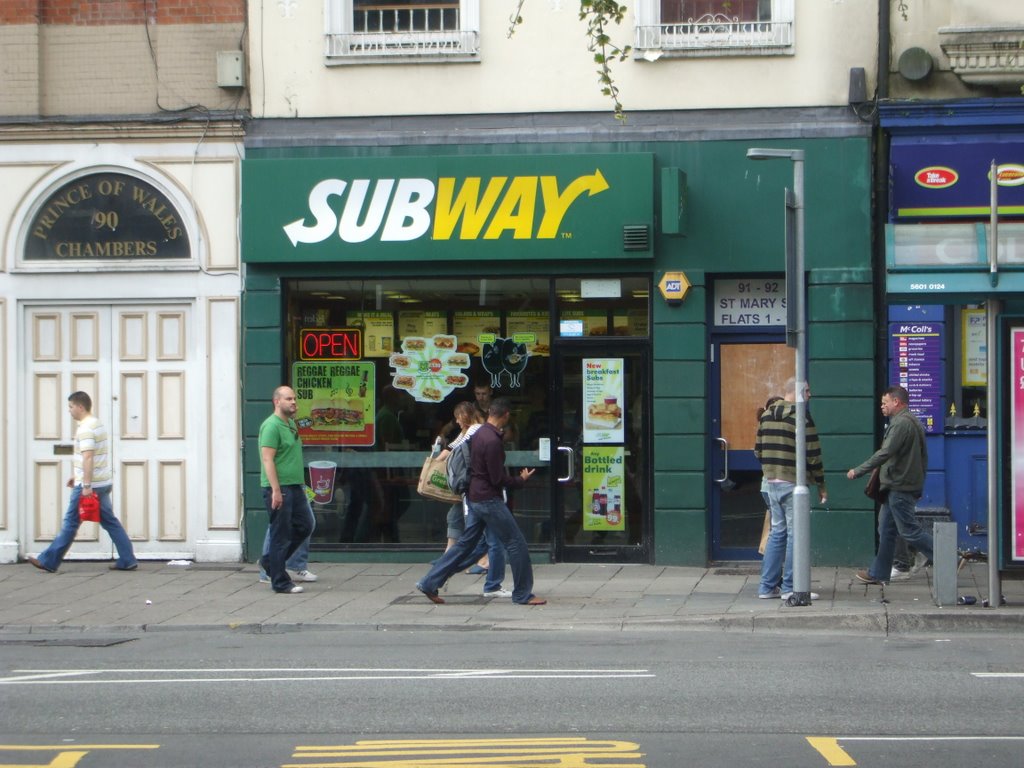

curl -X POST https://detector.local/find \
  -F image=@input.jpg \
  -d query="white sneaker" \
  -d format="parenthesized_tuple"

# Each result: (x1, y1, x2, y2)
(890, 567, 911, 581)
(758, 587, 781, 599)
(258, 571, 271, 584)
(279, 584, 304, 594)
(291, 569, 318, 582)
(781, 591, 820, 601)
(483, 588, 513, 598)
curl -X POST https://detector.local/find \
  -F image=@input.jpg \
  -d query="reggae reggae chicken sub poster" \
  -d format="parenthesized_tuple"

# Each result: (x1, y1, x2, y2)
(292, 362, 376, 446)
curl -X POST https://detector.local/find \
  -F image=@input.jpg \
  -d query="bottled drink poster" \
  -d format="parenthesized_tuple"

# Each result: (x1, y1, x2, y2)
(582, 446, 626, 531)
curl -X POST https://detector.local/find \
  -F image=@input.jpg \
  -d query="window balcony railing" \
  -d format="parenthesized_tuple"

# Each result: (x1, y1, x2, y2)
(327, 2, 478, 59)
(636, 13, 793, 53)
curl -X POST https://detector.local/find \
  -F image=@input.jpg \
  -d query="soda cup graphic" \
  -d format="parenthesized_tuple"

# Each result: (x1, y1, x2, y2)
(308, 460, 337, 505)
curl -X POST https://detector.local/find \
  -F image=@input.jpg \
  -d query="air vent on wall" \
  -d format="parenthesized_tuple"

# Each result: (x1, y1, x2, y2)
(622, 224, 650, 252)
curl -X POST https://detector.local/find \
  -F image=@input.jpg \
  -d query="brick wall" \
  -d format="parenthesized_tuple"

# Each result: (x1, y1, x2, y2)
(34, 0, 244, 26)
(0, 0, 39, 24)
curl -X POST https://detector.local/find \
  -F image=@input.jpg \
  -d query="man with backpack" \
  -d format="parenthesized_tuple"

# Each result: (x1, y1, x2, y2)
(416, 398, 546, 606)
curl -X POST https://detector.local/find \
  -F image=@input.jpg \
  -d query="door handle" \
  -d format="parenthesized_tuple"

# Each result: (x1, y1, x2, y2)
(557, 446, 575, 482)
(714, 437, 729, 484)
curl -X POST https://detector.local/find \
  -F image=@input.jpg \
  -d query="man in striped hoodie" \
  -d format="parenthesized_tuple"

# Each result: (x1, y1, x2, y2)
(755, 378, 828, 601)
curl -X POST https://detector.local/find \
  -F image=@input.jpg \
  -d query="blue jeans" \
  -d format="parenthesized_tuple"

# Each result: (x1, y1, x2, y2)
(35, 485, 137, 572)
(418, 497, 533, 603)
(260, 497, 314, 577)
(868, 490, 934, 581)
(759, 481, 794, 595)
(261, 485, 314, 592)
(447, 500, 507, 592)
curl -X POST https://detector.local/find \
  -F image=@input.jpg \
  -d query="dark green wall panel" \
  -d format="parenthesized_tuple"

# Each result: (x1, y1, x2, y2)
(653, 324, 705, 360)
(654, 435, 705, 472)
(654, 509, 708, 565)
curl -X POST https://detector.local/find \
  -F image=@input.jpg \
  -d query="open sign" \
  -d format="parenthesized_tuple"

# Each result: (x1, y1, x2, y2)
(299, 328, 362, 360)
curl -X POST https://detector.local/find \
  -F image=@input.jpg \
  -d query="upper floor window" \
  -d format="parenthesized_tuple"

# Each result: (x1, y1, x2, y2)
(325, 0, 480, 63)
(635, 0, 794, 58)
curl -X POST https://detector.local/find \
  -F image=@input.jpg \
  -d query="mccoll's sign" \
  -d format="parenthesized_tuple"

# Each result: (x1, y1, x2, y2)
(243, 153, 653, 263)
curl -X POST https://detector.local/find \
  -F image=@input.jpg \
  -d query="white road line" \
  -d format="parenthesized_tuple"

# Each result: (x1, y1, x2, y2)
(0, 667, 654, 686)
(971, 672, 1024, 678)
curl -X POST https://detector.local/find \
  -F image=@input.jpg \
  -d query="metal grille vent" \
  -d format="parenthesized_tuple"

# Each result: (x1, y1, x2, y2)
(622, 224, 650, 252)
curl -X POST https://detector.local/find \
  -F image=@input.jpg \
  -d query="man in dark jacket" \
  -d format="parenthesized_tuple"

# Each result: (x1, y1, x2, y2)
(848, 385, 931, 585)
(415, 398, 546, 606)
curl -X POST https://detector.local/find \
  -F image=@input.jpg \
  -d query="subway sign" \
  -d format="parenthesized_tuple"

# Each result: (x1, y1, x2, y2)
(243, 154, 654, 263)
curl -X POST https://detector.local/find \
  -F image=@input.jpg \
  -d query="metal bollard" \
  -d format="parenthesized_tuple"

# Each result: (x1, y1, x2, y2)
(932, 521, 957, 607)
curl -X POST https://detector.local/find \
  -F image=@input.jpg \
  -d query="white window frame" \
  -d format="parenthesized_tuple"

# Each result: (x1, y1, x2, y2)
(325, 0, 480, 64)
(634, 0, 794, 58)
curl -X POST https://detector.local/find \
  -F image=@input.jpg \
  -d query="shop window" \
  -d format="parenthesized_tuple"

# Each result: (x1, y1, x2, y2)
(324, 0, 480, 63)
(284, 276, 648, 550)
(634, 0, 794, 57)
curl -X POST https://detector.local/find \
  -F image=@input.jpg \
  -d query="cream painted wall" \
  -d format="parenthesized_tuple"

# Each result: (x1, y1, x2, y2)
(251, 0, 878, 118)
(0, 139, 243, 563)
(888, 0, 1023, 99)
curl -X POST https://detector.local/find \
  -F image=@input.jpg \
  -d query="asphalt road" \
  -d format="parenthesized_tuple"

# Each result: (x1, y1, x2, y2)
(2, 628, 1023, 767)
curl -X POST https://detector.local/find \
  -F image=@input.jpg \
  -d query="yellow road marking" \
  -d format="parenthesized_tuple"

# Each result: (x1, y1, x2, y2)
(289, 738, 645, 767)
(0, 751, 87, 768)
(806, 737, 856, 766)
(0, 745, 159, 768)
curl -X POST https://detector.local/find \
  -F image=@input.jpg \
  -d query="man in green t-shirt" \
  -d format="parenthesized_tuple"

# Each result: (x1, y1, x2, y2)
(259, 386, 314, 594)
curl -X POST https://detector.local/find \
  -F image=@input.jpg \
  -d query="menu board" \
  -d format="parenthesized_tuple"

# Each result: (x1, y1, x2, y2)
(398, 310, 447, 339)
(292, 361, 375, 447)
(582, 446, 626, 531)
(345, 311, 394, 358)
(506, 310, 550, 356)
(452, 311, 501, 356)
(583, 358, 624, 444)
(562, 310, 609, 336)
(888, 322, 943, 434)
(389, 334, 472, 403)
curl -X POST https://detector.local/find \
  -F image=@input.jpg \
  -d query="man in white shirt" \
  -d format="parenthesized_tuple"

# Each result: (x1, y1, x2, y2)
(27, 391, 137, 573)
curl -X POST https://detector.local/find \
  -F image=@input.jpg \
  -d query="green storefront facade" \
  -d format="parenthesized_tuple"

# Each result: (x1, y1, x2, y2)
(240, 110, 876, 567)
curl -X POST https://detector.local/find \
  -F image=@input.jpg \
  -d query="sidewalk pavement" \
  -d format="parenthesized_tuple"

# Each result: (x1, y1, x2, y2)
(1, 559, 1021, 636)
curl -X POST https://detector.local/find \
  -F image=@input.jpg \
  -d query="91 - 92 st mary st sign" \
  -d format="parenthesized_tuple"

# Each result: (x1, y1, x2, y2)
(25, 172, 190, 261)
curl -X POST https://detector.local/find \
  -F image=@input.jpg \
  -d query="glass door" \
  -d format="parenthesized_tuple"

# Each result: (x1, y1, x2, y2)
(552, 346, 650, 562)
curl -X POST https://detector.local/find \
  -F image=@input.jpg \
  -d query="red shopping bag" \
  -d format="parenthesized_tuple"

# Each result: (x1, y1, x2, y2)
(79, 493, 100, 522)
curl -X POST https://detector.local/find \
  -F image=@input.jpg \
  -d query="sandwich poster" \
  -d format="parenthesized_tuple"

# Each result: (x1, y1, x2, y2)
(292, 361, 376, 446)
(583, 358, 624, 444)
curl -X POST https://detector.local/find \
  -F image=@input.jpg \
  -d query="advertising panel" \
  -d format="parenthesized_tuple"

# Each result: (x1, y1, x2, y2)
(1011, 328, 1024, 561)
(582, 446, 626, 532)
(582, 358, 624, 444)
(292, 361, 376, 446)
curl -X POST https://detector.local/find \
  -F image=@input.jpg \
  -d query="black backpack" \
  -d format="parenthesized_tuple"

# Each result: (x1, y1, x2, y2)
(445, 435, 473, 495)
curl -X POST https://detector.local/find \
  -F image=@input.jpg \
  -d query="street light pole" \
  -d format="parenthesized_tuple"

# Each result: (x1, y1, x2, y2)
(746, 147, 812, 606)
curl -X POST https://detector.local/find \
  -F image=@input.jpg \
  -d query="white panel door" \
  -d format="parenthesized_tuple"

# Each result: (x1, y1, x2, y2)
(25, 304, 197, 560)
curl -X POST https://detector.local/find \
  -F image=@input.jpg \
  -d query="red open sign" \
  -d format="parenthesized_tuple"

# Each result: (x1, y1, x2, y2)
(299, 328, 362, 360)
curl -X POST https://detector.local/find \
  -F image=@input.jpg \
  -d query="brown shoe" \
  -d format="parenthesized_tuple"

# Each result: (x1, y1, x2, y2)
(27, 556, 54, 573)
(854, 569, 884, 585)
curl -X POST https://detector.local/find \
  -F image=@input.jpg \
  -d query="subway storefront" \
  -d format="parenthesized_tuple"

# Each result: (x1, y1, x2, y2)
(240, 118, 875, 567)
